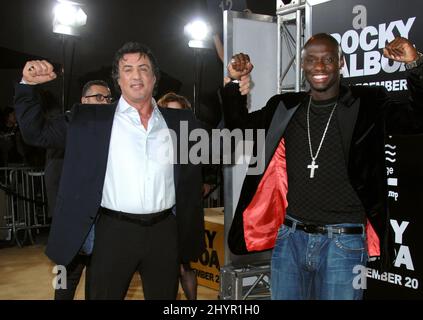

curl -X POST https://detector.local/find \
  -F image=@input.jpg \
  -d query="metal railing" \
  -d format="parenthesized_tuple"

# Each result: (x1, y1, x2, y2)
(0, 166, 49, 247)
(203, 183, 223, 209)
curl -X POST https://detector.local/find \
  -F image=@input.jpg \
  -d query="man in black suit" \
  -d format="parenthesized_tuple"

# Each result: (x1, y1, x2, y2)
(221, 34, 423, 299)
(14, 42, 205, 299)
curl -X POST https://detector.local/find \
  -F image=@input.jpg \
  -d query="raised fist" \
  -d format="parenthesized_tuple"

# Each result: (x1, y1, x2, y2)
(383, 37, 419, 63)
(227, 53, 254, 80)
(22, 60, 57, 85)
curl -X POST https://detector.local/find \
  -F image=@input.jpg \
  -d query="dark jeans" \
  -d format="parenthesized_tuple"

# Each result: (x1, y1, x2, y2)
(54, 254, 91, 300)
(88, 210, 179, 300)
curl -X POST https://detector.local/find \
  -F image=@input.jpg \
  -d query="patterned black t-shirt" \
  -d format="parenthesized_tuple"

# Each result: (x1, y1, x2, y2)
(284, 96, 365, 224)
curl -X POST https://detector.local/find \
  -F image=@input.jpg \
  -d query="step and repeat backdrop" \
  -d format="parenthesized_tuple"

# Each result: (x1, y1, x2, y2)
(309, 0, 423, 299)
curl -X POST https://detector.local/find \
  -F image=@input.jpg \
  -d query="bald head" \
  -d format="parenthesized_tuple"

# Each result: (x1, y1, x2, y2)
(303, 33, 343, 60)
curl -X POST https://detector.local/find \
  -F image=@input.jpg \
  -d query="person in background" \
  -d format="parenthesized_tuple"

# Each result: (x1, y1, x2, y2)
(0, 107, 26, 166)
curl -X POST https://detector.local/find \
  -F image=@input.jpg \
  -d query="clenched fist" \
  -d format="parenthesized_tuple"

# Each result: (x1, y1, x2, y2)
(227, 53, 253, 95)
(227, 53, 254, 80)
(383, 37, 419, 63)
(22, 60, 57, 85)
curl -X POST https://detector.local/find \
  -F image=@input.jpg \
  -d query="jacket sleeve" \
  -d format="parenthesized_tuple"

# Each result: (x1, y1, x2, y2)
(13, 84, 68, 149)
(385, 63, 423, 134)
(220, 82, 281, 131)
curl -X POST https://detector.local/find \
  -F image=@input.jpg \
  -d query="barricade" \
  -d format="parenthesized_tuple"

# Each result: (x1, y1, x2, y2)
(220, 262, 271, 300)
(0, 166, 49, 247)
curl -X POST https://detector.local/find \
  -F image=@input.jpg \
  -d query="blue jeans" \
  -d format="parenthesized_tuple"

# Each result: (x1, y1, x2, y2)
(80, 225, 95, 255)
(271, 216, 367, 300)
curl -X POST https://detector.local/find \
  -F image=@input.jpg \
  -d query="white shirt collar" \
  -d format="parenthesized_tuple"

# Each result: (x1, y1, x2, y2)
(117, 96, 159, 114)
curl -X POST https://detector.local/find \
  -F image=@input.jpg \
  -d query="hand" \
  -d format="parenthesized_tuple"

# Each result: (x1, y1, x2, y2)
(22, 60, 57, 85)
(383, 37, 418, 63)
(239, 74, 251, 96)
(227, 53, 253, 80)
(223, 76, 231, 86)
(202, 184, 212, 197)
(224, 74, 251, 95)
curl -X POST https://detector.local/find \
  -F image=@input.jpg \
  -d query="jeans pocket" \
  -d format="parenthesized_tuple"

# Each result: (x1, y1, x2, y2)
(275, 224, 291, 241)
(272, 224, 292, 263)
(334, 234, 365, 252)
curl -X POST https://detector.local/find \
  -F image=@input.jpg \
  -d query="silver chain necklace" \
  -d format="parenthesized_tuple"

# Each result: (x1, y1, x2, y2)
(306, 96, 338, 178)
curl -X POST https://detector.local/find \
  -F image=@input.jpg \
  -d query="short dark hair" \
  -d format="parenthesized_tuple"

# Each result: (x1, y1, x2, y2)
(157, 92, 191, 109)
(111, 42, 160, 94)
(302, 33, 343, 59)
(81, 80, 110, 97)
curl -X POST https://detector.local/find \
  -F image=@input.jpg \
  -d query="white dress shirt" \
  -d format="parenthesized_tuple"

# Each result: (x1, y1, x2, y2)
(101, 96, 175, 214)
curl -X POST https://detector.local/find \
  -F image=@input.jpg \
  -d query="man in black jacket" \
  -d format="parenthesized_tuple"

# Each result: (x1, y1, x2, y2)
(222, 34, 423, 299)
(14, 42, 205, 299)
(45, 80, 112, 300)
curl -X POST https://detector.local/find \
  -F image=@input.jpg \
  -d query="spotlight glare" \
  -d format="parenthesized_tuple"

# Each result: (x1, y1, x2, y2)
(53, 0, 87, 36)
(54, 3, 78, 25)
(76, 8, 87, 25)
(185, 20, 210, 41)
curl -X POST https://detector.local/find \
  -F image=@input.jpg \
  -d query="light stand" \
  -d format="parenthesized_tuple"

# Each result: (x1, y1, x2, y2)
(193, 48, 203, 116)
(52, 0, 86, 112)
(184, 19, 211, 117)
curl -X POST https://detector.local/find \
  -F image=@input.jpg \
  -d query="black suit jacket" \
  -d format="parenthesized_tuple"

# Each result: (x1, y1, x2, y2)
(220, 64, 423, 271)
(14, 85, 206, 266)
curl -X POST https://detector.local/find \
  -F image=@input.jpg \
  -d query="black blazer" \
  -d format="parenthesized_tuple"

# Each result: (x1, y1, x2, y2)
(220, 64, 423, 271)
(14, 85, 206, 266)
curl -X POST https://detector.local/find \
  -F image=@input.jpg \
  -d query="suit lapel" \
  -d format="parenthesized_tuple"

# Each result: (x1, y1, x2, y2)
(264, 101, 300, 168)
(94, 103, 117, 186)
(159, 107, 181, 191)
(336, 85, 360, 165)
(94, 102, 117, 145)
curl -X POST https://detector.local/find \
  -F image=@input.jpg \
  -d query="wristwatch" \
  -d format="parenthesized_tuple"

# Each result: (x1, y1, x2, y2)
(405, 52, 423, 70)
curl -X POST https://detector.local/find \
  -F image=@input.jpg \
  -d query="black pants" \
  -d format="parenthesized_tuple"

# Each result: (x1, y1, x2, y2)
(88, 210, 179, 300)
(54, 254, 91, 300)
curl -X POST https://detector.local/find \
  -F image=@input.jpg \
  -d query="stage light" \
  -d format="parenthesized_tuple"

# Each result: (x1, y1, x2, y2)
(184, 19, 210, 49)
(188, 40, 209, 49)
(53, 0, 87, 36)
(183, 18, 212, 116)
